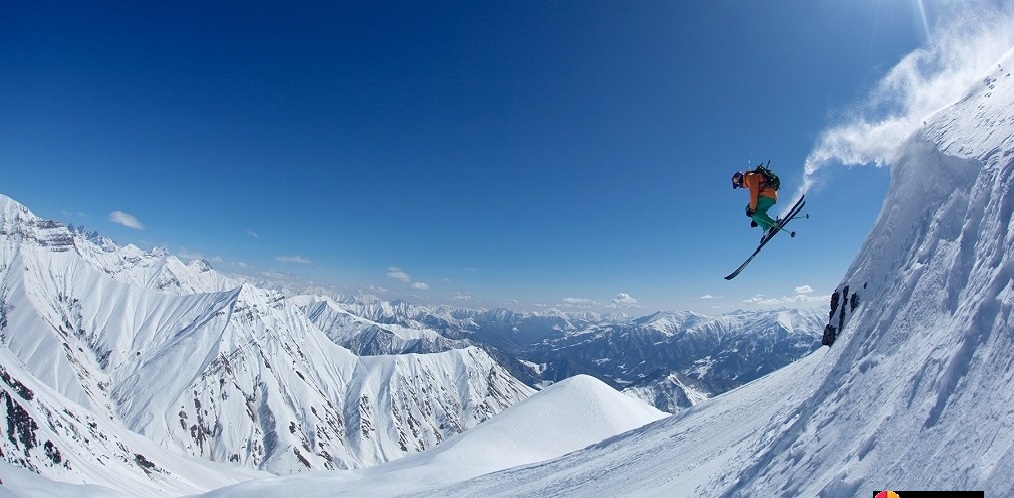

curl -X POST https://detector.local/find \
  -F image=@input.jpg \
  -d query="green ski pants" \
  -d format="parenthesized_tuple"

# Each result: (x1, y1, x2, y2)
(750, 196, 777, 230)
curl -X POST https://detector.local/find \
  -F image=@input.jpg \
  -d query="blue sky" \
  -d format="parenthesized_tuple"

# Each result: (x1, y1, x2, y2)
(0, 1, 995, 313)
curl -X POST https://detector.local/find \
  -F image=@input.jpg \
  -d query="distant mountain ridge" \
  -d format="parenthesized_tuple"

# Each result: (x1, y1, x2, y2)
(289, 295, 825, 410)
(219, 265, 825, 412)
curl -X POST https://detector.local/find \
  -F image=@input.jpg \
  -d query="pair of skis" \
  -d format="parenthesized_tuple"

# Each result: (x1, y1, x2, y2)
(724, 195, 806, 280)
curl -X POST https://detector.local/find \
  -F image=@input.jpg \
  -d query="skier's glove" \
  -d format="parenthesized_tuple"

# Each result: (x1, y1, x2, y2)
(745, 206, 754, 217)
(750, 220, 758, 228)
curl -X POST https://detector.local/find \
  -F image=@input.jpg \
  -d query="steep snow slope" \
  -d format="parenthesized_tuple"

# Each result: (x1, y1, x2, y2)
(198, 375, 667, 498)
(418, 48, 1014, 497)
(0, 347, 269, 498)
(705, 47, 1014, 497)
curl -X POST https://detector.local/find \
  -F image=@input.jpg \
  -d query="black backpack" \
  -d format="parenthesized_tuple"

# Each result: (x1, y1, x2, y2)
(751, 162, 780, 191)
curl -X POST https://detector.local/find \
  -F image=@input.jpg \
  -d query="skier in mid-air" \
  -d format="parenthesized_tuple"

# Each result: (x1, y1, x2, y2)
(732, 167, 778, 240)
(724, 162, 805, 280)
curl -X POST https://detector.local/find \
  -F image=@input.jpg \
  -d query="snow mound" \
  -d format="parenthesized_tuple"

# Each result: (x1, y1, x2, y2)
(422, 350, 828, 497)
(416, 374, 668, 468)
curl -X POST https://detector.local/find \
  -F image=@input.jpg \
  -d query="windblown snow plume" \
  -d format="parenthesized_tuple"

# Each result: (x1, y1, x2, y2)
(794, 0, 1014, 203)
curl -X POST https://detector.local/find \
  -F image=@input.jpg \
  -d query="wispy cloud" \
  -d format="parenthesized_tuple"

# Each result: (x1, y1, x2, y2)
(360, 284, 390, 295)
(178, 249, 222, 263)
(245, 230, 260, 239)
(606, 293, 642, 309)
(451, 292, 472, 301)
(386, 266, 429, 290)
(387, 267, 411, 283)
(561, 297, 599, 308)
(109, 211, 144, 229)
(178, 249, 201, 260)
(276, 256, 311, 264)
(797, 0, 1014, 201)
(795, 285, 814, 294)
(742, 293, 827, 306)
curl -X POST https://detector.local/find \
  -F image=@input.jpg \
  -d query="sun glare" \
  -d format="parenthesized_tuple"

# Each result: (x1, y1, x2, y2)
(914, 0, 931, 42)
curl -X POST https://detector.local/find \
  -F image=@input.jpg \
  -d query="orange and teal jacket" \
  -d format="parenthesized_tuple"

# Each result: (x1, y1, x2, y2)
(744, 172, 777, 211)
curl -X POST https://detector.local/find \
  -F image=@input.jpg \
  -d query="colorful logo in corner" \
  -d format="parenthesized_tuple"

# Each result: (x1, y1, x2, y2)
(875, 492, 900, 498)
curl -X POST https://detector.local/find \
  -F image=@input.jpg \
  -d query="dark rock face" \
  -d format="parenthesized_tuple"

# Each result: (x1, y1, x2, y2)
(822, 284, 863, 347)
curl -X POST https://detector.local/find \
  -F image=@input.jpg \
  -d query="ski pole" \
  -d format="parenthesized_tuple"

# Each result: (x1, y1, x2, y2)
(767, 214, 808, 237)
(767, 223, 795, 237)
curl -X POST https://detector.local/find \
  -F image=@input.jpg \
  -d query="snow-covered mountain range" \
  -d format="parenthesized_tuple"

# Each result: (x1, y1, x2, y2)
(0, 198, 534, 487)
(292, 297, 826, 411)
